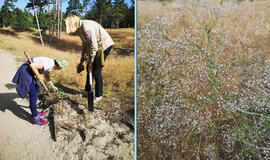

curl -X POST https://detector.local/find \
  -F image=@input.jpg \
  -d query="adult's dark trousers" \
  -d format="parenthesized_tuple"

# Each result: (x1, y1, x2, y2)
(85, 46, 112, 97)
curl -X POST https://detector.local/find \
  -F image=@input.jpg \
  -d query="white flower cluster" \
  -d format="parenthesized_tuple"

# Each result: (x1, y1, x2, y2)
(138, 0, 270, 159)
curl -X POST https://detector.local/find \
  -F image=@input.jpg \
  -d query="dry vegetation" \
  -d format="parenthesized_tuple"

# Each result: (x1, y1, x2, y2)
(137, 0, 177, 30)
(0, 27, 134, 124)
(138, 0, 270, 159)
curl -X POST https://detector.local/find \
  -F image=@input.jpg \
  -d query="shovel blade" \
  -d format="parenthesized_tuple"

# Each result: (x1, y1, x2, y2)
(88, 91, 94, 111)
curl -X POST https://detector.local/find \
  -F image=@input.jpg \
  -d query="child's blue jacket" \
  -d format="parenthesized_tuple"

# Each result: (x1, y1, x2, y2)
(12, 60, 41, 98)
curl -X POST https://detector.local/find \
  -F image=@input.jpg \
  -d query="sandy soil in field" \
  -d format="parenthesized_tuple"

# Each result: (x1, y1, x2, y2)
(0, 50, 134, 160)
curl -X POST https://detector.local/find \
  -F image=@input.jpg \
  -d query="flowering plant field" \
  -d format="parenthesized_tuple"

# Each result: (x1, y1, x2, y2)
(138, 0, 270, 159)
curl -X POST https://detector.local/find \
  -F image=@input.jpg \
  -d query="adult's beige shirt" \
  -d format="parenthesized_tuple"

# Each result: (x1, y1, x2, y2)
(79, 20, 115, 62)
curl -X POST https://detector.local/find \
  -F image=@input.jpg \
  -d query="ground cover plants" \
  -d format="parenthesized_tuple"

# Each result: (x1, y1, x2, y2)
(138, 0, 270, 159)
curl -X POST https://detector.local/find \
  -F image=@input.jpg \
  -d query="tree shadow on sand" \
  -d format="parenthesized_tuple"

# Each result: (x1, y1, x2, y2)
(0, 92, 32, 124)
(0, 28, 18, 38)
(55, 83, 81, 95)
(30, 34, 81, 53)
(30, 33, 134, 56)
(0, 28, 36, 38)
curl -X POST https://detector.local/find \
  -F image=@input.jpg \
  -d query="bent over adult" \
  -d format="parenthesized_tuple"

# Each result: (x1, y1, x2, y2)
(64, 14, 115, 103)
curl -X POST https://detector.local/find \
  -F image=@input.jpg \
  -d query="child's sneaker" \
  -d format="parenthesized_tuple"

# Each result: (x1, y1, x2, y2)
(33, 117, 49, 126)
(94, 96, 102, 103)
(37, 111, 47, 117)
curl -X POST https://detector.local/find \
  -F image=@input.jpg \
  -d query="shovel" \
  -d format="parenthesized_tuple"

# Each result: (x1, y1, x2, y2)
(86, 62, 94, 111)
(24, 52, 59, 104)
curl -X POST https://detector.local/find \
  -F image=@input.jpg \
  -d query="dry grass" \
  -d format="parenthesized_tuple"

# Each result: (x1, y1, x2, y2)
(107, 28, 135, 49)
(0, 27, 134, 110)
(137, 0, 178, 30)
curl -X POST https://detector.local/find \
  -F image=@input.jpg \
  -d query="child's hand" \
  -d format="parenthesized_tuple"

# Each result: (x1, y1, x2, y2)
(52, 85, 58, 92)
(37, 76, 43, 83)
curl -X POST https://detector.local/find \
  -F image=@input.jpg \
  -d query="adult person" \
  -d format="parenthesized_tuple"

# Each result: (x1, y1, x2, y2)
(12, 57, 67, 126)
(64, 14, 115, 103)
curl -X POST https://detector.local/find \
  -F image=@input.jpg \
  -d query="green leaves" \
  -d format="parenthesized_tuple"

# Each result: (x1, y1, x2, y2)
(0, 2, 36, 29)
(45, 82, 65, 99)
(0, 1, 16, 27)
(84, 0, 133, 28)
(66, 0, 83, 16)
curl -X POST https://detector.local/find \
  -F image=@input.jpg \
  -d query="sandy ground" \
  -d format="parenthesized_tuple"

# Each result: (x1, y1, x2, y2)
(0, 50, 59, 160)
(0, 50, 134, 160)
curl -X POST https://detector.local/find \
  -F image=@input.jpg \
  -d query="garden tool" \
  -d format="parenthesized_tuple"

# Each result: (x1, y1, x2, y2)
(85, 61, 94, 111)
(24, 51, 59, 104)
(77, 63, 85, 73)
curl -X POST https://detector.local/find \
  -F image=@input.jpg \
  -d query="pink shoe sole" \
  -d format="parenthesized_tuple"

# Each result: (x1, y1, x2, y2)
(33, 117, 49, 126)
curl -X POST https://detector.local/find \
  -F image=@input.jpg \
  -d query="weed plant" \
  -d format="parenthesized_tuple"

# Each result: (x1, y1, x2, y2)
(45, 82, 65, 99)
(138, 0, 270, 159)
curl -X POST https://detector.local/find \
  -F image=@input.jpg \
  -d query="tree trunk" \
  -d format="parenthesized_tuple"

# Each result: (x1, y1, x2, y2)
(48, 0, 51, 35)
(53, 2, 56, 37)
(49, 1, 57, 45)
(111, 21, 113, 28)
(97, 0, 105, 25)
(56, 0, 59, 38)
(116, 19, 120, 28)
(59, 0, 62, 38)
(33, 1, 44, 46)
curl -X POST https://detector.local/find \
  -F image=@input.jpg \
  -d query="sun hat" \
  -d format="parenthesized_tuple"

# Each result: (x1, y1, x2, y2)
(55, 58, 68, 70)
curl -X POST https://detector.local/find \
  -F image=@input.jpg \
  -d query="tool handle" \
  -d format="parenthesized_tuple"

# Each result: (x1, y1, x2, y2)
(24, 52, 33, 63)
(89, 71, 92, 86)
(24, 51, 50, 93)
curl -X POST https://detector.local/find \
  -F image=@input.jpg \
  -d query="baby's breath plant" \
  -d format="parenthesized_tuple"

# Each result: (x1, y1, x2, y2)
(138, 0, 270, 159)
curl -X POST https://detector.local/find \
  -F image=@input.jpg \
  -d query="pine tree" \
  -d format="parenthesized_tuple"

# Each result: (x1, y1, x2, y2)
(66, 0, 83, 15)
(84, 0, 110, 26)
(84, 0, 133, 28)
(102, 0, 113, 28)
(82, 0, 90, 14)
(13, 9, 34, 30)
(26, 0, 44, 45)
(26, 0, 48, 13)
(96, 0, 106, 24)
(26, 0, 53, 33)
(125, 0, 134, 28)
(0, 0, 17, 28)
(112, 0, 128, 28)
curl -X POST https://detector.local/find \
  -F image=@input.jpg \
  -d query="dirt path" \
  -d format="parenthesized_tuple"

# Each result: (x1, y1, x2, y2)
(0, 50, 58, 160)
(0, 50, 134, 160)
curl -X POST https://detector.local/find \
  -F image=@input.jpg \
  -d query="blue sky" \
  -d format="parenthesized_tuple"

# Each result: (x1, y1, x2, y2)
(0, 0, 69, 12)
(0, 0, 132, 12)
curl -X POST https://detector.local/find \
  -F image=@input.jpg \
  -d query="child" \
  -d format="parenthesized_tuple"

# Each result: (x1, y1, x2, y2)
(12, 57, 67, 126)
